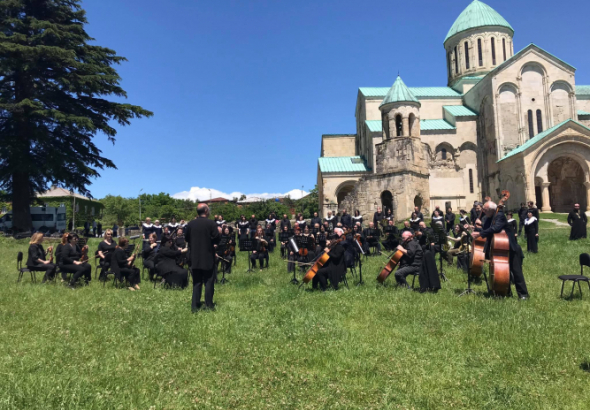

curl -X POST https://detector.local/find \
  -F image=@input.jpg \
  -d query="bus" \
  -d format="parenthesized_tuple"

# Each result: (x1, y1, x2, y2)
(0, 206, 67, 233)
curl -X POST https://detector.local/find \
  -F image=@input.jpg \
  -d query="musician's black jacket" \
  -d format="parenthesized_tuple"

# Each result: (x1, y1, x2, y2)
(518, 206, 529, 221)
(528, 207, 540, 220)
(249, 218, 258, 231)
(27, 244, 47, 267)
(373, 212, 383, 226)
(470, 207, 478, 225)
(142, 242, 159, 262)
(154, 246, 183, 273)
(280, 218, 291, 230)
(363, 227, 379, 243)
(61, 243, 82, 265)
(399, 239, 423, 268)
(310, 217, 322, 227)
(340, 214, 352, 228)
(445, 212, 456, 224)
(479, 210, 519, 254)
(185, 217, 221, 271)
(415, 212, 424, 221)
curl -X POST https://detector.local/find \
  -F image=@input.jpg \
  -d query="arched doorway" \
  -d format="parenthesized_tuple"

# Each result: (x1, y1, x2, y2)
(381, 190, 393, 214)
(336, 183, 356, 209)
(414, 195, 423, 210)
(548, 157, 586, 212)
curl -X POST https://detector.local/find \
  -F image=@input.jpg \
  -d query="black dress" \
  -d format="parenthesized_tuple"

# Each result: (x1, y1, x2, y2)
(155, 247, 188, 288)
(568, 210, 587, 240)
(27, 244, 57, 282)
(524, 217, 538, 253)
(98, 240, 116, 269)
(60, 243, 92, 284)
(111, 247, 140, 286)
(142, 242, 159, 280)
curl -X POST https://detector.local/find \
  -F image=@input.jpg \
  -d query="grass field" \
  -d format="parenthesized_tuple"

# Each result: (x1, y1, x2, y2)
(1, 219, 590, 409)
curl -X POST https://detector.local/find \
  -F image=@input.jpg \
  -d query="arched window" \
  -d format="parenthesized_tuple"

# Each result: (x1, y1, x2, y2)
(478, 39, 483, 66)
(408, 113, 416, 137)
(441, 148, 447, 160)
(527, 110, 534, 139)
(502, 38, 507, 61)
(447, 52, 452, 77)
(491, 38, 496, 65)
(536, 109, 543, 133)
(464, 42, 470, 69)
(469, 169, 474, 193)
(395, 115, 403, 137)
(454, 46, 459, 74)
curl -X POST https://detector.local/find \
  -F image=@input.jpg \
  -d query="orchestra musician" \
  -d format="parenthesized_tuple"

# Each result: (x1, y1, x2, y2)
(312, 227, 346, 291)
(111, 237, 141, 291)
(279, 225, 291, 258)
(394, 231, 423, 289)
(61, 234, 92, 289)
(317, 225, 328, 253)
(458, 209, 470, 226)
(264, 223, 276, 252)
(414, 223, 441, 293)
(373, 206, 384, 226)
(324, 211, 336, 232)
(340, 209, 352, 229)
(175, 227, 188, 266)
(446, 224, 467, 265)
(303, 225, 316, 262)
(363, 222, 381, 255)
(26, 232, 57, 283)
(400, 220, 414, 235)
(251, 226, 269, 271)
(445, 207, 456, 234)
(216, 226, 235, 273)
(568, 203, 587, 240)
(310, 212, 322, 228)
(155, 235, 189, 288)
(523, 210, 538, 253)
(280, 214, 291, 231)
(97, 229, 116, 278)
(249, 215, 258, 239)
(142, 233, 159, 281)
(287, 226, 301, 273)
(469, 201, 479, 226)
(142, 217, 155, 241)
(471, 201, 529, 299)
(352, 210, 363, 227)
(382, 219, 399, 251)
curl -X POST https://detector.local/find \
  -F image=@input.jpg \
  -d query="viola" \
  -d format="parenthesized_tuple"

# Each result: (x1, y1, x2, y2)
(302, 229, 350, 284)
(80, 245, 89, 263)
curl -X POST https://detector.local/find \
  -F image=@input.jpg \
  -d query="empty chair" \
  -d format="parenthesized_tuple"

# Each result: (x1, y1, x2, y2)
(559, 253, 590, 299)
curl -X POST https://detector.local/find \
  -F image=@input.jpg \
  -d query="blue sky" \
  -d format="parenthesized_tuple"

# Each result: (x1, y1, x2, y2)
(82, 0, 590, 200)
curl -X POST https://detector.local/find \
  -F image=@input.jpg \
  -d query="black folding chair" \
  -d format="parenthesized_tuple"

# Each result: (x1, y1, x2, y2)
(559, 253, 590, 299)
(16, 252, 36, 283)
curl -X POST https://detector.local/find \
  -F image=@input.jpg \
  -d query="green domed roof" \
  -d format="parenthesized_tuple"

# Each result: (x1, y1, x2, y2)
(380, 76, 419, 107)
(445, 0, 513, 44)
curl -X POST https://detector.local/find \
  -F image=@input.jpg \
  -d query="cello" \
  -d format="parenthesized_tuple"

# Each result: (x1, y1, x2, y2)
(302, 229, 349, 284)
(376, 235, 411, 284)
(488, 190, 511, 296)
(469, 205, 486, 277)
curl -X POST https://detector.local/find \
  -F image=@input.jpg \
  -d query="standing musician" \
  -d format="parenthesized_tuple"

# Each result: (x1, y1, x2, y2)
(352, 210, 363, 226)
(142, 217, 155, 240)
(363, 222, 381, 255)
(459, 209, 471, 226)
(295, 214, 307, 231)
(383, 219, 399, 251)
(216, 215, 226, 229)
(312, 227, 346, 291)
(568, 203, 588, 240)
(303, 225, 316, 262)
(251, 226, 269, 271)
(98, 229, 116, 277)
(61, 234, 92, 289)
(279, 225, 291, 258)
(280, 214, 291, 231)
(409, 212, 421, 232)
(265, 213, 277, 230)
(324, 211, 336, 232)
(469, 201, 479, 226)
(155, 235, 189, 288)
(471, 201, 529, 300)
(153, 220, 164, 242)
(310, 212, 322, 228)
(431, 210, 444, 227)
(185, 204, 220, 311)
(248, 215, 258, 239)
(167, 217, 180, 234)
(394, 231, 423, 289)
(523, 211, 538, 253)
(26, 232, 57, 283)
(142, 233, 159, 281)
(413, 206, 424, 223)
(238, 215, 250, 239)
(264, 223, 276, 252)
(111, 237, 141, 291)
(373, 206, 384, 227)
(445, 207, 456, 234)
(217, 226, 235, 273)
(340, 209, 352, 229)
(414, 223, 441, 292)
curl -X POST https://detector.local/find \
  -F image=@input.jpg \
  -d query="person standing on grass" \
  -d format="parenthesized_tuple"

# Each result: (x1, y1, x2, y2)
(518, 203, 528, 237)
(568, 203, 587, 240)
(523, 211, 539, 253)
(185, 203, 220, 312)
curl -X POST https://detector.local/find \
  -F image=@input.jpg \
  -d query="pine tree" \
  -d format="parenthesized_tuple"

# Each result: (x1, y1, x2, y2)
(0, 0, 152, 231)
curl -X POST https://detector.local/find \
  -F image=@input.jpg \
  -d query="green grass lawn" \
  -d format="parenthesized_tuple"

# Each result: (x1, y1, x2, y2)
(1, 223, 590, 409)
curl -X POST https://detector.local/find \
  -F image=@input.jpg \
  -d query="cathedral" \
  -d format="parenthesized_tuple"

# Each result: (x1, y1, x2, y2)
(317, 0, 590, 220)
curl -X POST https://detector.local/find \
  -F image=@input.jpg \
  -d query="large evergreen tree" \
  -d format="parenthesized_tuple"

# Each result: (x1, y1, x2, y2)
(0, 0, 152, 230)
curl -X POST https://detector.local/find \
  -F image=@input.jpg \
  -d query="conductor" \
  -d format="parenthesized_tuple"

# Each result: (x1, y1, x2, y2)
(185, 203, 220, 311)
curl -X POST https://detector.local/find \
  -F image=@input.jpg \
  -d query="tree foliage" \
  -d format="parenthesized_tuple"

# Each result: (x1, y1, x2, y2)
(0, 0, 152, 230)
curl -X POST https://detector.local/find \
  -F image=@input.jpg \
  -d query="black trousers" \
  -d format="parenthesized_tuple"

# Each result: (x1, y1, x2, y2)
(119, 267, 140, 286)
(29, 263, 58, 282)
(61, 263, 92, 284)
(143, 259, 156, 280)
(395, 266, 420, 287)
(191, 268, 215, 309)
(446, 222, 454, 234)
(250, 252, 268, 268)
(510, 248, 528, 297)
(312, 266, 330, 291)
(518, 220, 524, 236)
(217, 256, 232, 273)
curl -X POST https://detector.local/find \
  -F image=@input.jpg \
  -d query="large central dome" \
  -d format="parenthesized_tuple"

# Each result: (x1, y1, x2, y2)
(444, 0, 513, 44)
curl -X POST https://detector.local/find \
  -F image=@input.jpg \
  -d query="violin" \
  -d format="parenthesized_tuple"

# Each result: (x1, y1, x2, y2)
(302, 229, 350, 284)
(79, 245, 89, 263)
(376, 237, 410, 284)
(46, 246, 54, 264)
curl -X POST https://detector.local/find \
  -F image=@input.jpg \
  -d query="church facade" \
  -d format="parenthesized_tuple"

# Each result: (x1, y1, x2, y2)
(317, 0, 590, 220)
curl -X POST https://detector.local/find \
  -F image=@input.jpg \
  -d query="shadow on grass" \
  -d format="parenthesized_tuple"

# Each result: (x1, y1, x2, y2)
(580, 362, 590, 373)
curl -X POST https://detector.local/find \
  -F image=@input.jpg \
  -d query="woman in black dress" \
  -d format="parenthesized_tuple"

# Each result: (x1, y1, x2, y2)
(97, 229, 116, 279)
(568, 203, 588, 240)
(155, 236, 188, 288)
(60, 234, 92, 288)
(523, 211, 539, 253)
(506, 211, 518, 238)
(217, 226, 234, 273)
(431, 210, 444, 228)
(409, 212, 421, 232)
(26, 232, 57, 282)
(352, 210, 363, 227)
(111, 237, 141, 291)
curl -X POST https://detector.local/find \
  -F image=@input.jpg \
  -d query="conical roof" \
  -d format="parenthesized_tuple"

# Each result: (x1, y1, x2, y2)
(445, 0, 513, 44)
(380, 76, 419, 107)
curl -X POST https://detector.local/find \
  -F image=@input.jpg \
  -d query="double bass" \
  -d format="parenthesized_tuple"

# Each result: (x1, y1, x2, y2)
(488, 191, 511, 296)
(302, 229, 349, 284)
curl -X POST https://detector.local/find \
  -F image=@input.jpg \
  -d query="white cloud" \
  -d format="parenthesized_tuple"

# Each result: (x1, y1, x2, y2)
(172, 186, 309, 202)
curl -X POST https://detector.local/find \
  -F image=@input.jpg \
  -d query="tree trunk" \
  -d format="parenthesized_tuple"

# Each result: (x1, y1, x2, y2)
(11, 172, 32, 232)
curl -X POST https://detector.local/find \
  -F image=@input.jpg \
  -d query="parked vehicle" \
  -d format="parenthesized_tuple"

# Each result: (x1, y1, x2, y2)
(0, 206, 67, 233)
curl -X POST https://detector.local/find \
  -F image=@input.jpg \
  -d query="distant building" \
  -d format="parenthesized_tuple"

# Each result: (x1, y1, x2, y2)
(199, 197, 235, 205)
(318, 0, 590, 219)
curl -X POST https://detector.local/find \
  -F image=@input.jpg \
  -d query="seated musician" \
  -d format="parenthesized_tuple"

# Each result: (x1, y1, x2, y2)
(400, 220, 414, 235)
(383, 220, 399, 251)
(287, 226, 301, 273)
(98, 229, 116, 277)
(317, 225, 328, 255)
(446, 224, 467, 264)
(459, 209, 471, 226)
(394, 231, 423, 289)
(61, 234, 92, 289)
(312, 228, 346, 291)
(26, 232, 57, 283)
(111, 237, 141, 291)
(175, 227, 188, 266)
(345, 224, 364, 267)
(142, 233, 159, 281)
(155, 236, 189, 288)
(303, 225, 316, 262)
(323, 221, 331, 234)
(471, 201, 529, 299)
(250, 226, 268, 271)
(264, 224, 276, 252)
(363, 222, 381, 255)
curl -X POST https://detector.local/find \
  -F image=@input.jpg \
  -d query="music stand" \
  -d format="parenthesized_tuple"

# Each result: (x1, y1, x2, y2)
(353, 236, 365, 286)
(240, 238, 254, 273)
(287, 237, 300, 285)
(459, 231, 476, 297)
(431, 223, 448, 282)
